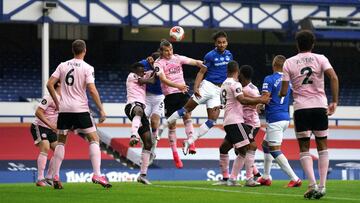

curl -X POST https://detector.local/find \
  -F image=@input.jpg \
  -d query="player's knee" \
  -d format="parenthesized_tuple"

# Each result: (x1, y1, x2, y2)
(315, 136, 327, 151)
(249, 142, 257, 150)
(270, 150, 282, 158)
(219, 144, 231, 154)
(236, 146, 247, 157)
(205, 119, 215, 129)
(262, 141, 270, 153)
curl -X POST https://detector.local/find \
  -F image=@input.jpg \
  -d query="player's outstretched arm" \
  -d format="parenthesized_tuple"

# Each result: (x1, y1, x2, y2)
(158, 71, 189, 93)
(325, 68, 339, 115)
(279, 81, 289, 97)
(236, 94, 270, 105)
(139, 71, 156, 85)
(47, 76, 60, 110)
(87, 83, 106, 123)
(35, 107, 57, 132)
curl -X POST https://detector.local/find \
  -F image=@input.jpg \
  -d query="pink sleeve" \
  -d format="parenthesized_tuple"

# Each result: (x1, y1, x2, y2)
(177, 55, 191, 65)
(51, 63, 62, 79)
(86, 66, 95, 84)
(282, 60, 290, 81)
(320, 55, 333, 71)
(38, 95, 52, 110)
(154, 60, 162, 76)
(233, 83, 243, 97)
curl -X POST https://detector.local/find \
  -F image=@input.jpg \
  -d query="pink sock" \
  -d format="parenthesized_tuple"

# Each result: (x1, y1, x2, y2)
(253, 164, 259, 175)
(46, 156, 54, 179)
(53, 144, 65, 177)
(230, 154, 245, 180)
(140, 150, 151, 175)
(318, 150, 329, 188)
(37, 152, 48, 180)
(245, 151, 256, 179)
(152, 128, 158, 140)
(184, 119, 194, 140)
(131, 116, 141, 136)
(300, 152, 316, 186)
(220, 154, 229, 179)
(168, 129, 177, 153)
(89, 141, 101, 176)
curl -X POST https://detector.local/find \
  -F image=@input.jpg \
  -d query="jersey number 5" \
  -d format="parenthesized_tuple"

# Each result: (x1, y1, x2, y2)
(65, 69, 75, 86)
(300, 67, 313, 85)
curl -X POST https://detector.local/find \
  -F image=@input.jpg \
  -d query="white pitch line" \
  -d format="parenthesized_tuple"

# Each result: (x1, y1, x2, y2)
(153, 184, 360, 202)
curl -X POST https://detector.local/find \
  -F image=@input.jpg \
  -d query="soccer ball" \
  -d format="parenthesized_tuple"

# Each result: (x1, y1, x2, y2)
(169, 26, 185, 41)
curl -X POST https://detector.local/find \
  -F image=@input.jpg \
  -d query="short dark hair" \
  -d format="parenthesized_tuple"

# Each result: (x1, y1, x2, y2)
(295, 30, 315, 52)
(130, 62, 144, 72)
(151, 51, 160, 60)
(273, 55, 286, 68)
(239, 65, 253, 80)
(72, 39, 86, 55)
(159, 39, 172, 51)
(212, 30, 228, 41)
(227, 60, 239, 74)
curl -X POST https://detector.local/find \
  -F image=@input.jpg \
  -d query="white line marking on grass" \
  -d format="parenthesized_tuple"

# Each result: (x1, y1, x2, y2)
(153, 184, 360, 202)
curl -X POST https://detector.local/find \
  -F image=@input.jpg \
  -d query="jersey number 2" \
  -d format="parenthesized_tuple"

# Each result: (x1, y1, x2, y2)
(300, 67, 313, 85)
(65, 69, 75, 86)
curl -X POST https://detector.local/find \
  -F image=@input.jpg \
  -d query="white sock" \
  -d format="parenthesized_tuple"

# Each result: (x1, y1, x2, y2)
(262, 153, 273, 179)
(275, 154, 299, 181)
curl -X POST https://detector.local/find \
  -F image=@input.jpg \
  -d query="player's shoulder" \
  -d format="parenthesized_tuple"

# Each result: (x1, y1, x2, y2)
(224, 49, 232, 55)
(40, 95, 53, 106)
(204, 49, 216, 58)
(81, 60, 94, 69)
(311, 52, 328, 60)
(264, 74, 274, 82)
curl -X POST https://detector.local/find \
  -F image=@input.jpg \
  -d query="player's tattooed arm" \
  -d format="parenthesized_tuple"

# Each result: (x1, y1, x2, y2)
(157, 71, 189, 93)
(237, 94, 270, 105)
(138, 72, 156, 85)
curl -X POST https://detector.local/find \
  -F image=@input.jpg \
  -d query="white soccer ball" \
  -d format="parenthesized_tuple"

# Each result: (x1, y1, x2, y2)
(169, 26, 185, 42)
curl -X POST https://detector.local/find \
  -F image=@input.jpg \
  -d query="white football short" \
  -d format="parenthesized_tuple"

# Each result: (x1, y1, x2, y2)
(191, 80, 221, 109)
(145, 93, 165, 117)
(264, 120, 289, 146)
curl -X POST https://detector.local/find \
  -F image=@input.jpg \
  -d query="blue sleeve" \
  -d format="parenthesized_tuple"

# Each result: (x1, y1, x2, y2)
(262, 76, 272, 93)
(203, 52, 211, 69)
(229, 52, 233, 60)
(139, 59, 151, 71)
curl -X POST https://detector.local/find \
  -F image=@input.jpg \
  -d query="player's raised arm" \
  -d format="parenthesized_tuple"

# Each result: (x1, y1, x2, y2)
(46, 76, 60, 110)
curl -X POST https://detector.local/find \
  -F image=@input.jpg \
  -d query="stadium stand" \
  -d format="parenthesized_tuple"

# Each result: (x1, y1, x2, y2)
(0, 41, 359, 105)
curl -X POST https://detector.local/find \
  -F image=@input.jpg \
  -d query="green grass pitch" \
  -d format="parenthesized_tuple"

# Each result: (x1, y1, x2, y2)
(0, 180, 359, 203)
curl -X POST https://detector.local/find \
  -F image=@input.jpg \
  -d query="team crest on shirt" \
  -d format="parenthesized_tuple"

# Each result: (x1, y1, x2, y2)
(41, 133, 47, 138)
(220, 57, 224, 61)
(236, 88, 241, 93)
(41, 99, 47, 105)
